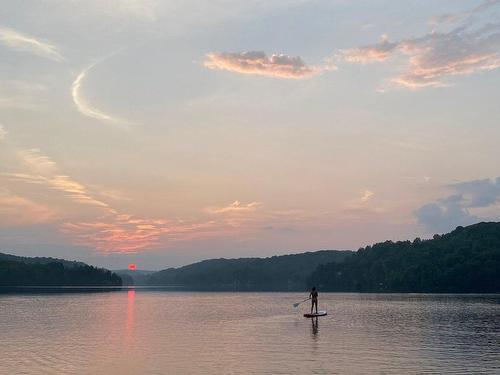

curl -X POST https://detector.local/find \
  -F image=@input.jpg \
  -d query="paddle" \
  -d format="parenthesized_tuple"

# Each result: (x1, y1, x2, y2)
(293, 297, 310, 308)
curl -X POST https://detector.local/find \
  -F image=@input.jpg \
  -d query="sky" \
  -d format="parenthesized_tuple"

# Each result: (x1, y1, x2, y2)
(1, 0, 499, 270)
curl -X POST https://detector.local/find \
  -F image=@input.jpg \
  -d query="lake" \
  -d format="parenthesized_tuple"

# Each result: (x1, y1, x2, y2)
(1, 291, 499, 374)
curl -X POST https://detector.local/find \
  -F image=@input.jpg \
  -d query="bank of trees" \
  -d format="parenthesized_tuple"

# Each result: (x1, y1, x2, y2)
(2, 222, 498, 292)
(308, 222, 500, 293)
(147, 250, 351, 290)
(0, 255, 121, 286)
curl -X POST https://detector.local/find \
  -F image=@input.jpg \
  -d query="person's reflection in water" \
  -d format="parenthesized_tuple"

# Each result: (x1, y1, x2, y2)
(311, 317, 319, 336)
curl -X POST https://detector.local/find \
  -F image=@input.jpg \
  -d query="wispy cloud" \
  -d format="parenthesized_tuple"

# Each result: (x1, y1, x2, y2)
(342, 35, 397, 64)
(341, 2, 500, 89)
(0, 125, 6, 141)
(71, 54, 126, 124)
(1, 146, 240, 253)
(0, 26, 65, 62)
(61, 216, 217, 254)
(394, 29, 500, 89)
(205, 200, 263, 214)
(0, 189, 57, 226)
(4, 148, 114, 212)
(430, 0, 500, 26)
(96, 188, 132, 202)
(360, 190, 374, 202)
(204, 51, 334, 79)
(341, 189, 378, 216)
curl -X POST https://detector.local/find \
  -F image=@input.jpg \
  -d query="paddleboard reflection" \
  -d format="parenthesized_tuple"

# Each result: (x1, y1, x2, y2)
(311, 317, 319, 336)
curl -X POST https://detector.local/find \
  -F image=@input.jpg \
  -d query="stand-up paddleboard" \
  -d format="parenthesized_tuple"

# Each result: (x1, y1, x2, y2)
(304, 311, 327, 318)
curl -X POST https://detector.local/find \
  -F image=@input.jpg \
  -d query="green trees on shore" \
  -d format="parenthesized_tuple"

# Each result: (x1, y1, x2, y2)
(308, 222, 500, 293)
(147, 250, 351, 290)
(1, 222, 498, 292)
(0, 256, 121, 286)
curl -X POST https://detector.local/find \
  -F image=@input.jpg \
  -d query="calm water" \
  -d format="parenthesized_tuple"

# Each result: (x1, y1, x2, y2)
(1, 291, 499, 374)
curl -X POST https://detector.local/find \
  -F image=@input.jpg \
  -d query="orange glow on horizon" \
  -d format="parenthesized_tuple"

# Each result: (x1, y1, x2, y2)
(128, 263, 137, 270)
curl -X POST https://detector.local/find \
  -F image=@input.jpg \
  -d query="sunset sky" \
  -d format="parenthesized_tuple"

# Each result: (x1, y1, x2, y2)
(1, 0, 499, 269)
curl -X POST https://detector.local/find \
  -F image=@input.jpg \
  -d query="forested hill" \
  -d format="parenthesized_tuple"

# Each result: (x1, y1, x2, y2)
(0, 253, 86, 268)
(146, 250, 351, 290)
(308, 222, 500, 293)
(0, 253, 122, 286)
(2, 222, 497, 291)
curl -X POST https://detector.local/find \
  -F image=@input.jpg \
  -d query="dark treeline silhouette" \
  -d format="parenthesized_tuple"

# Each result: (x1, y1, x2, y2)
(2, 222, 498, 291)
(146, 250, 351, 290)
(308, 222, 500, 293)
(114, 269, 156, 286)
(0, 253, 121, 286)
(0, 252, 87, 268)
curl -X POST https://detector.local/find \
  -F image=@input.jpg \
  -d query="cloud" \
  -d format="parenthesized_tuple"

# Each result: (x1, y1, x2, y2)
(342, 35, 398, 63)
(342, 190, 377, 213)
(447, 177, 500, 208)
(60, 216, 217, 254)
(430, 0, 500, 26)
(2, 146, 246, 253)
(96, 188, 132, 201)
(2, 143, 289, 253)
(4, 148, 113, 212)
(71, 54, 126, 124)
(415, 195, 477, 233)
(205, 200, 262, 214)
(2, 146, 278, 253)
(1, 147, 218, 252)
(0, 26, 65, 62)
(394, 28, 500, 89)
(204, 51, 333, 79)
(360, 190, 374, 202)
(415, 177, 500, 233)
(341, 2, 500, 89)
(0, 189, 57, 226)
(0, 125, 6, 141)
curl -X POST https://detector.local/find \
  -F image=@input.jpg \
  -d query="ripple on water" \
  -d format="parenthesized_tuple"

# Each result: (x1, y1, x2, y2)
(0, 292, 499, 374)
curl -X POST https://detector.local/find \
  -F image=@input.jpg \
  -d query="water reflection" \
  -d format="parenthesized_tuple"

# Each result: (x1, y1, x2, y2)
(126, 289, 135, 344)
(311, 317, 319, 336)
(1, 293, 498, 374)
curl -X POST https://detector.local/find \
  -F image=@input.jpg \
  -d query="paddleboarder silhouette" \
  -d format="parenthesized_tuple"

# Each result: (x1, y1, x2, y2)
(309, 286, 318, 314)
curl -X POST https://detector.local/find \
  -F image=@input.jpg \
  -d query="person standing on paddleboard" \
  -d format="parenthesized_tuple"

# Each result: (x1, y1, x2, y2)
(309, 287, 319, 314)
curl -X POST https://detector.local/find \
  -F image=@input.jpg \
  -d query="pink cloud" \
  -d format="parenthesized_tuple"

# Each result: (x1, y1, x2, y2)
(61, 216, 222, 253)
(342, 36, 397, 63)
(3, 148, 271, 253)
(4, 149, 113, 212)
(204, 51, 332, 79)
(0, 190, 57, 226)
(430, 0, 500, 26)
(205, 200, 262, 214)
(341, 3, 500, 89)
(393, 30, 500, 89)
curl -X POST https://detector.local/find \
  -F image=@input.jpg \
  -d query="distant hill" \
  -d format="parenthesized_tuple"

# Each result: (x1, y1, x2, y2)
(146, 250, 352, 290)
(0, 252, 122, 287)
(113, 269, 156, 286)
(2, 222, 497, 292)
(0, 253, 86, 268)
(308, 222, 500, 293)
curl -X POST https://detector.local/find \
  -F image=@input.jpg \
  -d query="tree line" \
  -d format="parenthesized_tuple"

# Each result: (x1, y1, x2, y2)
(0, 257, 121, 286)
(308, 222, 500, 293)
